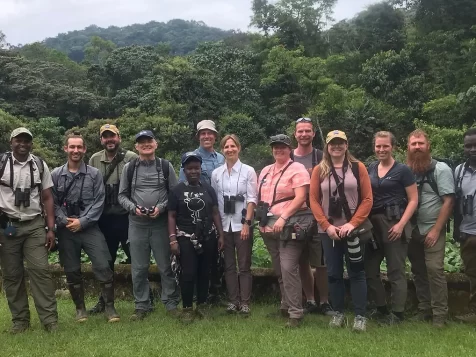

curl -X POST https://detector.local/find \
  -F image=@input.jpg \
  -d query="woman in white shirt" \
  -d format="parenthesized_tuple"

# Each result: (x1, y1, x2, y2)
(211, 134, 257, 316)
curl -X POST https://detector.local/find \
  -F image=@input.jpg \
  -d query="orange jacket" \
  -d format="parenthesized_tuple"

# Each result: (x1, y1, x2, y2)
(309, 161, 373, 232)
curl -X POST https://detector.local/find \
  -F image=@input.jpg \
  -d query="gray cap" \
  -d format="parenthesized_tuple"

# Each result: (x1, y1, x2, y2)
(269, 134, 292, 148)
(10, 127, 33, 140)
(196, 120, 218, 134)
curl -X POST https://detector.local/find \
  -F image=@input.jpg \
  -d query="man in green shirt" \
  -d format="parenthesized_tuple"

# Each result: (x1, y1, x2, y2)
(88, 124, 137, 314)
(406, 129, 455, 328)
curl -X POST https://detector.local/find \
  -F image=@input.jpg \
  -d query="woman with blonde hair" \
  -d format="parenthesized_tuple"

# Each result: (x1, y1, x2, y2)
(309, 130, 373, 332)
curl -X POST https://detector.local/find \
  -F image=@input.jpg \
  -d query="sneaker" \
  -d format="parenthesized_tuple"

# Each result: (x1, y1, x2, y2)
(377, 312, 403, 326)
(130, 309, 148, 321)
(455, 311, 476, 323)
(10, 322, 30, 334)
(239, 304, 250, 317)
(226, 303, 239, 314)
(410, 310, 432, 323)
(320, 302, 337, 316)
(180, 307, 194, 325)
(329, 312, 346, 328)
(44, 322, 59, 333)
(352, 315, 367, 332)
(303, 301, 318, 314)
(285, 318, 301, 328)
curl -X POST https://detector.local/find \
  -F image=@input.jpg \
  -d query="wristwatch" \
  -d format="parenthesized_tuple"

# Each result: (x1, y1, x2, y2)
(241, 218, 252, 226)
(45, 224, 57, 233)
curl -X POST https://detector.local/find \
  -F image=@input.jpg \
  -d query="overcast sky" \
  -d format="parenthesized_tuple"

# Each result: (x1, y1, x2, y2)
(1, 0, 380, 45)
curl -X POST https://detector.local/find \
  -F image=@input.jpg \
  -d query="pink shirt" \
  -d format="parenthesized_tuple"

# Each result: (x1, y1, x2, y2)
(257, 159, 310, 233)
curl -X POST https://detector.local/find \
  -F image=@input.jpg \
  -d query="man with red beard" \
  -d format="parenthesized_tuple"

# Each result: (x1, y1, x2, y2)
(406, 129, 454, 327)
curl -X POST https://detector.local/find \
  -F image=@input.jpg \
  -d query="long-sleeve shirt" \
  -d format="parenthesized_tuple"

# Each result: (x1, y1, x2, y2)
(178, 146, 225, 184)
(211, 160, 258, 232)
(51, 161, 105, 230)
(118, 157, 177, 226)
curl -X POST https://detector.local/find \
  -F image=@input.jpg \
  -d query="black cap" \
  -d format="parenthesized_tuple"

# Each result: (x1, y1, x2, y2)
(135, 130, 155, 142)
(181, 152, 202, 167)
(269, 134, 292, 147)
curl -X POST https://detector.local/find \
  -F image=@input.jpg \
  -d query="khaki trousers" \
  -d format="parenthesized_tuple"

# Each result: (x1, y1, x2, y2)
(261, 232, 304, 319)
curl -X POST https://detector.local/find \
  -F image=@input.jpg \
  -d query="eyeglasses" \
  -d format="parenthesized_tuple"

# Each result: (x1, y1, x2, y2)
(296, 117, 312, 123)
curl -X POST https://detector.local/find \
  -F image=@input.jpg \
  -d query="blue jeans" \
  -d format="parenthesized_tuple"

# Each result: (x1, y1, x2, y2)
(321, 234, 367, 316)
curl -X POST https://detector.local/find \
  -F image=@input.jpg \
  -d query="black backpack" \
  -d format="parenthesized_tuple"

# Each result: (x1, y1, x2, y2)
(0, 152, 45, 188)
(126, 157, 170, 196)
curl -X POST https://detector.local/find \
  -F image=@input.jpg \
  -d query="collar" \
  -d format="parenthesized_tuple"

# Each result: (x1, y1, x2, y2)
(184, 180, 203, 187)
(197, 146, 217, 158)
(99, 149, 119, 163)
(12, 153, 34, 165)
(272, 159, 293, 174)
(218, 160, 242, 175)
(61, 161, 88, 175)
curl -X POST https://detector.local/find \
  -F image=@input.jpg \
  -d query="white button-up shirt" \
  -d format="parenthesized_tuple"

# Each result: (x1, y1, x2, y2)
(211, 160, 257, 232)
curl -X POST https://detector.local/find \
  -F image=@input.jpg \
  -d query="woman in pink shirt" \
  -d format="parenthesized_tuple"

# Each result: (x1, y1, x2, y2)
(257, 134, 310, 328)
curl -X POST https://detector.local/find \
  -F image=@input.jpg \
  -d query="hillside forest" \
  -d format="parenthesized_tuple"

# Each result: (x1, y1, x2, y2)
(1, 0, 476, 170)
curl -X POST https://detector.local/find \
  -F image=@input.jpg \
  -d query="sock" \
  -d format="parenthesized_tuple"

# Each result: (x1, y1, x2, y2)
(377, 305, 389, 315)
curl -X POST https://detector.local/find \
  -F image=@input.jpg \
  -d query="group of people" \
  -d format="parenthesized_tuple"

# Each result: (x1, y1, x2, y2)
(0, 118, 475, 334)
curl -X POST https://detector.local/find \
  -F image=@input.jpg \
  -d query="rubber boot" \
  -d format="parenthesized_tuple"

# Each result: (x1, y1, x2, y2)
(88, 295, 105, 315)
(68, 282, 88, 322)
(102, 282, 120, 323)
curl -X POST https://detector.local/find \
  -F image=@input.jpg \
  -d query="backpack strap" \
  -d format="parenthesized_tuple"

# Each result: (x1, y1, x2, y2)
(158, 158, 170, 194)
(127, 157, 171, 199)
(127, 157, 139, 198)
(103, 149, 126, 184)
(312, 148, 323, 168)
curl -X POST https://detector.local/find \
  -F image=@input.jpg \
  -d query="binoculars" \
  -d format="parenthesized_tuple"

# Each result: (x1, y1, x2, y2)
(105, 184, 119, 206)
(223, 194, 245, 214)
(65, 200, 85, 217)
(137, 205, 156, 215)
(14, 188, 31, 208)
(328, 196, 343, 218)
(463, 195, 474, 216)
(256, 201, 272, 227)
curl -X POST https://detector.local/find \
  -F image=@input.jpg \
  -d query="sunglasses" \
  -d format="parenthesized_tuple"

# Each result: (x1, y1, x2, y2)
(296, 117, 312, 123)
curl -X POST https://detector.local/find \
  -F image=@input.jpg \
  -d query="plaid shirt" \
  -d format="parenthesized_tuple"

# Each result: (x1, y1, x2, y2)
(257, 159, 310, 233)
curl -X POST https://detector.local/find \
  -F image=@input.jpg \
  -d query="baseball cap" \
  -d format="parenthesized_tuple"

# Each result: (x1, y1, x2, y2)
(269, 134, 292, 147)
(181, 152, 203, 167)
(325, 130, 348, 144)
(196, 120, 218, 134)
(100, 124, 120, 136)
(135, 130, 155, 142)
(10, 127, 33, 140)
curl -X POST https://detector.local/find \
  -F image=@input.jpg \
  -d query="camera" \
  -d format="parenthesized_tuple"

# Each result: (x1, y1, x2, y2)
(463, 195, 474, 216)
(256, 201, 271, 227)
(14, 188, 31, 208)
(223, 194, 245, 214)
(65, 200, 85, 217)
(328, 196, 343, 218)
(105, 184, 119, 206)
(190, 234, 204, 255)
(385, 204, 402, 220)
(138, 205, 156, 215)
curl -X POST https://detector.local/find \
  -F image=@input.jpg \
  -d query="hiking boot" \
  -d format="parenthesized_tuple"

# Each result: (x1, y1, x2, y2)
(88, 296, 105, 315)
(226, 303, 239, 314)
(239, 304, 250, 317)
(455, 311, 476, 323)
(319, 302, 337, 316)
(101, 282, 120, 323)
(352, 315, 367, 332)
(303, 301, 318, 314)
(10, 322, 30, 334)
(432, 316, 447, 328)
(166, 308, 181, 318)
(377, 312, 403, 326)
(44, 322, 59, 333)
(410, 310, 432, 323)
(130, 309, 149, 321)
(195, 304, 208, 319)
(267, 308, 289, 318)
(329, 312, 346, 328)
(180, 307, 195, 324)
(285, 318, 301, 328)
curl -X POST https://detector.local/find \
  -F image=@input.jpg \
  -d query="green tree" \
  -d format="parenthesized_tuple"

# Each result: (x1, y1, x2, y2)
(84, 36, 117, 65)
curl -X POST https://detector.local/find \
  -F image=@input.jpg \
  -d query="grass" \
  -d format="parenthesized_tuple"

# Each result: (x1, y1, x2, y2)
(0, 298, 475, 357)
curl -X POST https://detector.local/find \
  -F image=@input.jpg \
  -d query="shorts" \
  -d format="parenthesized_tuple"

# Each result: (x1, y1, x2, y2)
(300, 234, 325, 268)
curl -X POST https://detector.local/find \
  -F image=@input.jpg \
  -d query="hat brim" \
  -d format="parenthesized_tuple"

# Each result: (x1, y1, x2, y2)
(135, 135, 155, 142)
(197, 127, 218, 134)
(11, 132, 33, 140)
(101, 129, 119, 136)
(270, 141, 291, 147)
(326, 137, 347, 144)
(182, 156, 202, 166)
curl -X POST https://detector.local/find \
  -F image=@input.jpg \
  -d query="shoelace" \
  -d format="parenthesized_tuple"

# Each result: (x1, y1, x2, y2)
(241, 305, 250, 313)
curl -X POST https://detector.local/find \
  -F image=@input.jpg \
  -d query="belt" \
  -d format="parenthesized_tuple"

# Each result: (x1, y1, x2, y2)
(370, 207, 385, 215)
(6, 215, 40, 224)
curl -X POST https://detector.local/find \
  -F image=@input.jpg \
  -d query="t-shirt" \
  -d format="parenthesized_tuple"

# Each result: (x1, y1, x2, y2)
(456, 164, 476, 235)
(168, 181, 218, 235)
(293, 149, 322, 176)
(368, 161, 415, 209)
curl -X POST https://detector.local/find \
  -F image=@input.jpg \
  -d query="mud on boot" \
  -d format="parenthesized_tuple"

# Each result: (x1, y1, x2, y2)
(102, 282, 120, 323)
(67, 282, 88, 323)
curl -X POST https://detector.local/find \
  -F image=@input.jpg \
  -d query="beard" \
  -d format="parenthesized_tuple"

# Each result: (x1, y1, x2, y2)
(103, 141, 119, 153)
(407, 150, 432, 175)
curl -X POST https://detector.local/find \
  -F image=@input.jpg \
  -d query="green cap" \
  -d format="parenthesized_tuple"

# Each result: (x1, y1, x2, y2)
(10, 127, 33, 140)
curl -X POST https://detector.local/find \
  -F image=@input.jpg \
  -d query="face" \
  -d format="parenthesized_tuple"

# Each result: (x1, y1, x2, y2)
(135, 137, 158, 156)
(295, 123, 315, 146)
(11, 134, 32, 157)
(222, 138, 240, 161)
(464, 135, 476, 159)
(374, 136, 393, 161)
(184, 160, 201, 181)
(64, 137, 86, 162)
(198, 129, 217, 150)
(272, 143, 291, 161)
(101, 131, 121, 153)
(408, 135, 430, 154)
(327, 138, 347, 158)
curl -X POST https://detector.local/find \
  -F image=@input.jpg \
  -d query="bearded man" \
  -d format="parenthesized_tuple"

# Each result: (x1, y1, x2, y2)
(406, 129, 454, 328)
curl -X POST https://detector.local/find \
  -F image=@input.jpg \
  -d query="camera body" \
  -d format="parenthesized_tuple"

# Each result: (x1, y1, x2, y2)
(105, 184, 119, 206)
(328, 196, 343, 218)
(65, 200, 85, 217)
(256, 201, 271, 227)
(463, 195, 474, 216)
(223, 194, 245, 214)
(14, 188, 31, 208)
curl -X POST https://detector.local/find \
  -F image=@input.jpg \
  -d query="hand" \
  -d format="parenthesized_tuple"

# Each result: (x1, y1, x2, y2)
(424, 227, 440, 248)
(170, 241, 180, 256)
(135, 207, 147, 217)
(149, 207, 160, 219)
(66, 218, 82, 233)
(388, 223, 404, 241)
(326, 225, 341, 240)
(339, 223, 355, 238)
(273, 217, 286, 234)
(45, 231, 56, 251)
(240, 223, 250, 240)
(218, 235, 225, 251)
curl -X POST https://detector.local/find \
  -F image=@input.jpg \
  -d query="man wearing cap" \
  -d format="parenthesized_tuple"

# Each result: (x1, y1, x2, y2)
(178, 120, 225, 303)
(292, 118, 333, 316)
(51, 131, 120, 323)
(118, 130, 180, 320)
(0, 127, 58, 333)
(88, 124, 137, 314)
